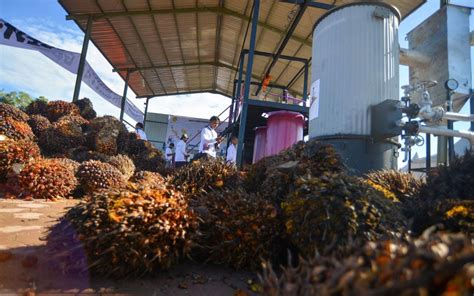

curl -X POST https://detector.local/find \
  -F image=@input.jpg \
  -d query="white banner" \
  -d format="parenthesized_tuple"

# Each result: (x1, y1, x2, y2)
(0, 18, 144, 122)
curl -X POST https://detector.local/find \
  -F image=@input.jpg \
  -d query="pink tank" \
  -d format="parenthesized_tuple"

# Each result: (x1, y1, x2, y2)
(265, 111, 304, 157)
(252, 126, 267, 163)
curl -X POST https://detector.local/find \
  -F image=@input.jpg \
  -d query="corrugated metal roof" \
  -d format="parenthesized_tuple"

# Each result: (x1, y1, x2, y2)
(59, 0, 426, 100)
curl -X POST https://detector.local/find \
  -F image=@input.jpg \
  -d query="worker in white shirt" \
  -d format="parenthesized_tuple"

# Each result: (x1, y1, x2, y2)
(226, 135, 238, 164)
(175, 134, 189, 168)
(165, 143, 175, 168)
(135, 122, 147, 140)
(198, 116, 223, 159)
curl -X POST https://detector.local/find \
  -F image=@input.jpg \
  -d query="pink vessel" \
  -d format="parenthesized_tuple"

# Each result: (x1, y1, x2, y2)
(265, 111, 304, 157)
(252, 126, 267, 164)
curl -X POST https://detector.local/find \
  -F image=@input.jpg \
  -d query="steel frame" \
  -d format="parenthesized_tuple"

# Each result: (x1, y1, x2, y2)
(72, 15, 92, 102)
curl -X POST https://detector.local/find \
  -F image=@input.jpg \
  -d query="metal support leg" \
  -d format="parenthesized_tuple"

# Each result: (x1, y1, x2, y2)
(234, 53, 245, 124)
(236, 0, 260, 168)
(447, 91, 455, 163)
(72, 15, 93, 102)
(426, 133, 431, 174)
(471, 94, 474, 132)
(303, 62, 309, 106)
(408, 148, 411, 172)
(119, 71, 130, 122)
(143, 96, 150, 128)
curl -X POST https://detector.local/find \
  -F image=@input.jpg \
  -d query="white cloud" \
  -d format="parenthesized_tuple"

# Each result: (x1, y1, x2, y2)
(0, 17, 231, 124)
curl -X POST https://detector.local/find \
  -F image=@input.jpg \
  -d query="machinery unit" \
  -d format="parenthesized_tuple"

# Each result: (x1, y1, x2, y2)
(309, 3, 401, 174)
(265, 111, 304, 157)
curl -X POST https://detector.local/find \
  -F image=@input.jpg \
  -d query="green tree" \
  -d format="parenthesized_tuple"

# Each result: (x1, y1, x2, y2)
(0, 90, 48, 109)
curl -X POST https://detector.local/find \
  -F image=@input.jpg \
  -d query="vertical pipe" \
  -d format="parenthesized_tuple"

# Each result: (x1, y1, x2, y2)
(72, 15, 93, 102)
(236, 0, 260, 168)
(143, 96, 150, 129)
(447, 91, 455, 163)
(426, 133, 431, 175)
(470, 94, 474, 132)
(234, 53, 245, 123)
(302, 61, 309, 106)
(408, 148, 412, 172)
(119, 71, 130, 122)
(229, 82, 236, 127)
(437, 136, 448, 165)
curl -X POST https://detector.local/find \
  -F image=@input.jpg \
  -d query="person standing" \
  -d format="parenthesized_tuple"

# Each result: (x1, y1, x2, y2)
(198, 116, 223, 159)
(226, 135, 238, 164)
(175, 134, 189, 168)
(135, 122, 147, 140)
(165, 143, 175, 168)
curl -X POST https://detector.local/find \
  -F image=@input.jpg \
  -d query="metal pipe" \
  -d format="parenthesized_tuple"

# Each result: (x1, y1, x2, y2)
(443, 112, 474, 122)
(471, 94, 474, 131)
(399, 48, 430, 68)
(447, 91, 455, 164)
(255, 1, 308, 96)
(303, 62, 309, 106)
(234, 52, 245, 123)
(426, 133, 431, 174)
(419, 126, 474, 144)
(237, 0, 260, 168)
(143, 96, 150, 129)
(72, 15, 93, 102)
(437, 135, 448, 165)
(119, 71, 130, 122)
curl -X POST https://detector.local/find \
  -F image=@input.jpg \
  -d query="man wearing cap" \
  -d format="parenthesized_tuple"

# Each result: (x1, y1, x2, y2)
(175, 134, 189, 168)
(199, 116, 223, 159)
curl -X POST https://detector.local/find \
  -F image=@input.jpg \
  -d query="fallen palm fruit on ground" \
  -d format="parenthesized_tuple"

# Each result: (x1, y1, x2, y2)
(46, 186, 198, 277)
(260, 229, 474, 296)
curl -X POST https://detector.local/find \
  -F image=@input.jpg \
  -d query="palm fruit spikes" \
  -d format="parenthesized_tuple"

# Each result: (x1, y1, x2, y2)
(17, 158, 78, 200)
(191, 188, 283, 270)
(107, 154, 136, 180)
(76, 160, 126, 194)
(46, 186, 198, 277)
(365, 170, 424, 203)
(281, 172, 406, 258)
(25, 99, 48, 116)
(38, 119, 86, 155)
(73, 97, 96, 120)
(0, 116, 35, 141)
(260, 230, 474, 296)
(0, 137, 40, 182)
(86, 116, 128, 155)
(0, 102, 29, 122)
(130, 171, 166, 189)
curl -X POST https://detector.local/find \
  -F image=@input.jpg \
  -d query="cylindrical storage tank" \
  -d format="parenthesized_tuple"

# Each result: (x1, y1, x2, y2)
(265, 111, 304, 157)
(309, 3, 400, 174)
(252, 126, 267, 163)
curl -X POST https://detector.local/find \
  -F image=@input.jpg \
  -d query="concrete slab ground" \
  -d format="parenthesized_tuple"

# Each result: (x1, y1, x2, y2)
(0, 199, 258, 295)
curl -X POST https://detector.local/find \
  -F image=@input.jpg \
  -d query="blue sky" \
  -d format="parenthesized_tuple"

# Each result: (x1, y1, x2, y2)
(0, 0, 473, 167)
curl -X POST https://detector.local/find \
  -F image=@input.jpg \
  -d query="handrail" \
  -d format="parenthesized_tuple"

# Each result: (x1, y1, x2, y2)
(186, 114, 231, 152)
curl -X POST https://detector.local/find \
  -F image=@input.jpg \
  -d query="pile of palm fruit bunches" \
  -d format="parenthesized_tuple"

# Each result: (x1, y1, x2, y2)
(1, 100, 473, 294)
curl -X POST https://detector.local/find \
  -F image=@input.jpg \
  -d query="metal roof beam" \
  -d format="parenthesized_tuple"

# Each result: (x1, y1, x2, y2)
(243, 49, 308, 63)
(66, 6, 311, 47)
(136, 89, 232, 99)
(255, 1, 309, 96)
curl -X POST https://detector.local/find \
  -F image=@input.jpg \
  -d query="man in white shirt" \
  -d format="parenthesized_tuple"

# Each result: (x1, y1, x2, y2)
(175, 134, 189, 168)
(226, 135, 238, 164)
(198, 116, 223, 159)
(135, 122, 147, 140)
(165, 143, 175, 168)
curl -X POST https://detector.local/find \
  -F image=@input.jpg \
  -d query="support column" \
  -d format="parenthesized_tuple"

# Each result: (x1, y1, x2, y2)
(303, 61, 309, 106)
(447, 91, 455, 163)
(143, 96, 151, 128)
(73, 15, 93, 102)
(234, 53, 245, 124)
(119, 71, 130, 122)
(236, 0, 260, 168)
(471, 94, 474, 132)
(426, 133, 431, 174)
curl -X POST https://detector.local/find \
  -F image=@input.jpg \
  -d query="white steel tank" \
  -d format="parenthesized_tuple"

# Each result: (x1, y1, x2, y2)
(309, 3, 401, 174)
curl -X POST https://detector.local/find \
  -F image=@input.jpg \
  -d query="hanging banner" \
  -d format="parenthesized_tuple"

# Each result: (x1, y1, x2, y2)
(0, 18, 144, 122)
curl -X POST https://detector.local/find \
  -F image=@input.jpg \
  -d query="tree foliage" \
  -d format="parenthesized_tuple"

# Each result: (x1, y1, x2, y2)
(0, 90, 48, 110)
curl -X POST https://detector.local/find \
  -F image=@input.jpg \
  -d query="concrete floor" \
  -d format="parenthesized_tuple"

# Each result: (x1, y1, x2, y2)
(0, 199, 258, 295)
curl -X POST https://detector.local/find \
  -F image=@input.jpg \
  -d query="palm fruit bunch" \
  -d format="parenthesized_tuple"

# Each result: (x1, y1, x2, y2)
(57, 114, 89, 129)
(0, 137, 40, 182)
(52, 158, 80, 174)
(0, 102, 29, 122)
(365, 170, 424, 202)
(25, 99, 48, 116)
(281, 172, 406, 259)
(17, 158, 78, 200)
(107, 154, 136, 180)
(0, 116, 35, 141)
(86, 116, 128, 155)
(123, 132, 166, 173)
(245, 140, 344, 203)
(410, 152, 474, 234)
(190, 188, 283, 270)
(66, 146, 111, 163)
(171, 158, 241, 195)
(38, 118, 86, 155)
(425, 199, 474, 234)
(130, 171, 166, 189)
(45, 100, 80, 122)
(260, 230, 474, 296)
(27, 114, 51, 136)
(73, 97, 96, 120)
(76, 160, 126, 194)
(46, 186, 198, 277)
